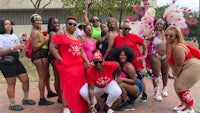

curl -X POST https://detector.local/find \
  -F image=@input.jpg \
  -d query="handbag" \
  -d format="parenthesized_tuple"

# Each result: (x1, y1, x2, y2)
(0, 56, 15, 65)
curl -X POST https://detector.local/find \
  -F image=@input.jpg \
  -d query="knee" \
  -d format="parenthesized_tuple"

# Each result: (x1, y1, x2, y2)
(111, 86, 122, 97)
(79, 84, 88, 97)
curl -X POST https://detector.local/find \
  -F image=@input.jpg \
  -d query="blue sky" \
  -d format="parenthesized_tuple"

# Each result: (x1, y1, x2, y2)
(157, 0, 199, 11)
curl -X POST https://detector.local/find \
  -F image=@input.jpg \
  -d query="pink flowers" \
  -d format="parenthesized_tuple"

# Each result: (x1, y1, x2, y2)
(182, 28, 190, 35)
(185, 19, 198, 25)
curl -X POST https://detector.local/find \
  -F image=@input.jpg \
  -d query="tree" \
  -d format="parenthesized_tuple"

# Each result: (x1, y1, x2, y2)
(61, 0, 140, 26)
(30, 0, 52, 14)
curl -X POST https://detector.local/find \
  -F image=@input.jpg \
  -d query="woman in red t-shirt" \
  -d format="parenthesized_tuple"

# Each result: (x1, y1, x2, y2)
(80, 50, 122, 113)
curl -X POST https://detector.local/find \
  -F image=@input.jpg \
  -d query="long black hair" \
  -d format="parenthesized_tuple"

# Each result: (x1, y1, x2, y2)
(109, 46, 135, 63)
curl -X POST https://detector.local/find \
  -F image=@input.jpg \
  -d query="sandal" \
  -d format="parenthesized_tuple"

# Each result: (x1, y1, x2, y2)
(22, 99, 36, 105)
(9, 104, 24, 111)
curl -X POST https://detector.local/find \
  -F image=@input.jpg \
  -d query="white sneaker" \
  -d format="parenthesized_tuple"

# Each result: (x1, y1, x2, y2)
(153, 92, 162, 101)
(107, 108, 114, 113)
(176, 107, 194, 113)
(162, 87, 168, 97)
(63, 108, 71, 113)
(173, 104, 185, 111)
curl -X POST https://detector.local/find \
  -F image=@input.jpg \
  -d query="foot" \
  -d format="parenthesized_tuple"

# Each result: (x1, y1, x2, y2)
(140, 92, 147, 102)
(107, 108, 114, 113)
(63, 108, 71, 113)
(115, 101, 132, 111)
(128, 95, 138, 104)
(47, 91, 57, 98)
(162, 87, 168, 97)
(173, 104, 185, 111)
(176, 107, 194, 113)
(22, 99, 36, 105)
(9, 104, 24, 111)
(39, 98, 54, 106)
(153, 91, 162, 101)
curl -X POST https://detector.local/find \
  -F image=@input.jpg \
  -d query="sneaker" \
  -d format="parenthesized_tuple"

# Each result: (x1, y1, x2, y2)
(39, 98, 54, 106)
(115, 101, 130, 111)
(47, 91, 58, 98)
(9, 104, 24, 111)
(176, 107, 194, 113)
(22, 99, 36, 105)
(140, 92, 147, 102)
(173, 104, 185, 111)
(153, 92, 162, 101)
(63, 108, 71, 113)
(107, 108, 114, 113)
(162, 87, 168, 97)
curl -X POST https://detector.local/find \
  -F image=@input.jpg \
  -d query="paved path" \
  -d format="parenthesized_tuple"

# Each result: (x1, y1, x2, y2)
(0, 78, 200, 113)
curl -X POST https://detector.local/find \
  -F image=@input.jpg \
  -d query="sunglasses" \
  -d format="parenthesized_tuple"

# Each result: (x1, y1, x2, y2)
(93, 61, 103, 64)
(165, 34, 174, 38)
(92, 19, 99, 23)
(68, 22, 77, 27)
(123, 27, 131, 31)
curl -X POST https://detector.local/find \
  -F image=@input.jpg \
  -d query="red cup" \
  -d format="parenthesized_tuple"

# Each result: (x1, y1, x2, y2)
(43, 31, 48, 36)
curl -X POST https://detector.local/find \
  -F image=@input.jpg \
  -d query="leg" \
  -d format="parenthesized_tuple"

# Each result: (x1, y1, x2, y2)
(5, 77, 17, 105)
(17, 73, 36, 105)
(33, 58, 54, 105)
(105, 80, 122, 108)
(161, 59, 169, 97)
(149, 55, 162, 101)
(52, 63, 61, 100)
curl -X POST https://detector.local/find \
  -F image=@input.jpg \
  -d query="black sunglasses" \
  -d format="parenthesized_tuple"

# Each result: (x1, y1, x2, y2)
(123, 27, 131, 31)
(94, 61, 103, 64)
(92, 19, 99, 23)
(68, 22, 77, 27)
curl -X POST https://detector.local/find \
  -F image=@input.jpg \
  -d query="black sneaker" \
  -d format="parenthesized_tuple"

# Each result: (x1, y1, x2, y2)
(22, 99, 36, 105)
(115, 101, 130, 111)
(140, 92, 147, 102)
(9, 104, 24, 111)
(47, 91, 57, 98)
(39, 98, 54, 106)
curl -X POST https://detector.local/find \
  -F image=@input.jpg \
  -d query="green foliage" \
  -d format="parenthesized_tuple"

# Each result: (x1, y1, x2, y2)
(155, 5, 168, 19)
(61, 0, 140, 22)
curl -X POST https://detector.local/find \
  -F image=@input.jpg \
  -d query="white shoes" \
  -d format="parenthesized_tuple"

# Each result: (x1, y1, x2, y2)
(107, 108, 114, 113)
(153, 91, 162, 101)
(162, 87, 168, 97)
(176, 107, 194, 113)
(173, 104, 185, 111)
(63, 108, 71, 113)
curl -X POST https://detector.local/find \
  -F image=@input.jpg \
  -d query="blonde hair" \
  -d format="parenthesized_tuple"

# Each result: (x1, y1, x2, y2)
(165, 26, 186, 52)
(107, 17, 120, 33)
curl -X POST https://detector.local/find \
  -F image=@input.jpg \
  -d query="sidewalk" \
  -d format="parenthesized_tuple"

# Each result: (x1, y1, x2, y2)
(0, 78, 200, 113)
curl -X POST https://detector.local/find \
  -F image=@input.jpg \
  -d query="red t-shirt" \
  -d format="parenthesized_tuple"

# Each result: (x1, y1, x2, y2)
(86, 61, 118, 88)
(114, 33, 144, 70)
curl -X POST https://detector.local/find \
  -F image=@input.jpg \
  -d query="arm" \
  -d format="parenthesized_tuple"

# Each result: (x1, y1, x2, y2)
(172, 45, 186, 77)
(142, 41, 148, 58)
(81, 48, 90, 65)
(143, 27, 154, 40)
(103, 35, 114, 60)
(30, 30, 49, 51)
(49, 42, 62, 64)
(88, 84, 97, 112)
(83, 0, 92, 24)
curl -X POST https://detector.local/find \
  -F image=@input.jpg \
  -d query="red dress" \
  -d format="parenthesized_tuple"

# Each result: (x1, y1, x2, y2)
(51, 34, 87, 113)
(114, 33, 144, 70)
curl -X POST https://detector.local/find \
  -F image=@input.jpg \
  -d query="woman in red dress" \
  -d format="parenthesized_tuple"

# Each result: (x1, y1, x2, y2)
(50, 16, 90, 113)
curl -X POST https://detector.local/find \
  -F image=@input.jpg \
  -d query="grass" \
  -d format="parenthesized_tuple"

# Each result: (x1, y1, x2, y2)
(0, 52, 54, 84)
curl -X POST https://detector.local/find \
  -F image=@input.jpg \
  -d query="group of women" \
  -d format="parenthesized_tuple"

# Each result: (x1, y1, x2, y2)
(0, 2, 199, 113)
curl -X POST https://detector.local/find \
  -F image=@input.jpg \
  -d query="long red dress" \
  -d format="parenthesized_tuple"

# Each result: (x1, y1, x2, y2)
(51, 33, 88, 113)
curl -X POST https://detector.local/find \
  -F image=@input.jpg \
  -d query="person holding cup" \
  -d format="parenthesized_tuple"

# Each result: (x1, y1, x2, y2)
(30, 14, 54, 105)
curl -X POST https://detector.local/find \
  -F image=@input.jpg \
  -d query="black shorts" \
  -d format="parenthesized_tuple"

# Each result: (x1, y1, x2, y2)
(136, 70, 145, 80)
(0, 59, 26, 78)
(31, 49, 49, 61)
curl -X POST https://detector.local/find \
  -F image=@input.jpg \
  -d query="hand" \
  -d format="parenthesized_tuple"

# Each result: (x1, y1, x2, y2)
(44, 36, 50, 43)
(89, 105, 97, 113)
(57, 58, 63, 64)
(86, 0, 92, 4)
(12, 44, 25, 52)
(137, 56, 145, 62)
(117, 77, 124, 83)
